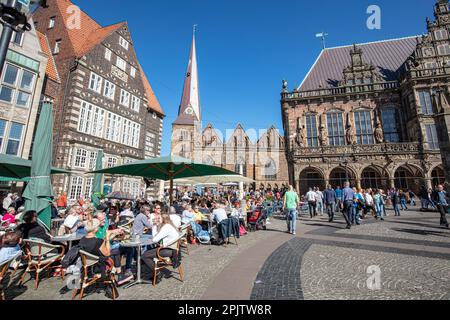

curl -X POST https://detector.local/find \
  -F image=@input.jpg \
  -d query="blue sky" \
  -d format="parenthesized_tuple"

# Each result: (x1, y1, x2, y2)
(72, 0, 437, 155)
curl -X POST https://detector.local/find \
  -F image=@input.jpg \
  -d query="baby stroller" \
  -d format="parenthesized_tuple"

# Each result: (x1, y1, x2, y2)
(247, 208, 267, 232)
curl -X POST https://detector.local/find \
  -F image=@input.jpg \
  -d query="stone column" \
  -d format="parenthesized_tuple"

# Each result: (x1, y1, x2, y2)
(389, 178, 395, 189)
(356, 179, 362, 190)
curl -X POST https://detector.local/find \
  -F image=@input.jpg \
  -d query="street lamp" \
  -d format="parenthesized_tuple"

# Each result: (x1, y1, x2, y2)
(0, 0, 45, 73)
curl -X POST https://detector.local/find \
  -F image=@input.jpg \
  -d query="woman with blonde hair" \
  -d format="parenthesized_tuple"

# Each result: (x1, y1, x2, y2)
(141, 213, 180, 284)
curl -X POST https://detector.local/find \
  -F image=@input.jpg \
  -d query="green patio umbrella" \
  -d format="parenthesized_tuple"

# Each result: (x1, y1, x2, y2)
(23, 102, 55, 230)
(0, 153, 70, 180)
(91, 150, 104, 209)
(91, 155, 236, 204)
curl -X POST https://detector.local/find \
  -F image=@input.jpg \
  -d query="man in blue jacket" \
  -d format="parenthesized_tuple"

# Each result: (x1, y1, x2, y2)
(323, 185, 336, 222)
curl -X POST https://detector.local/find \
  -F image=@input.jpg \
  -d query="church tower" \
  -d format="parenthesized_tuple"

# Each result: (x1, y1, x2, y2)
(171, 29, 202, 160)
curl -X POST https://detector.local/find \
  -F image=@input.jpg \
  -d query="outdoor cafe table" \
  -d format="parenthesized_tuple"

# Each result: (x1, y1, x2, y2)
(120, 237, 155, 289)
(52, 233, 84, 249)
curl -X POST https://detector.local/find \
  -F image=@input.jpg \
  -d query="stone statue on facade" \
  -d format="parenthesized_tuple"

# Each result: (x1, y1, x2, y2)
(319, 125, 328, 146)
(295, 125, 305, 147)
(346, 125, 355, 145)
(374, 122, 384, 143)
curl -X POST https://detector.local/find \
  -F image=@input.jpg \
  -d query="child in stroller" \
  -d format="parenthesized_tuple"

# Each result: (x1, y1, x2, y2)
(247, 207, 267, 232)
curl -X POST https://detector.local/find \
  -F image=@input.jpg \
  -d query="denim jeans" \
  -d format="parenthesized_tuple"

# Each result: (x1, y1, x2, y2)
(286, 209, 298, 234)
(400, 199, 408, 210)
(350, 206, 361, 224)
(317, 201, 324, 215)
(394, 203, 401, 216)
(375, 203, 384, 218)
(326, 202, 335, 221)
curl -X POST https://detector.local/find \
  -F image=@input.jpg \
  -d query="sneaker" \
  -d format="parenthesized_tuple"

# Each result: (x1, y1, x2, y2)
(117, 274, 134, 286)
(124, 269, 133, 277)
(292, 232, 296, 235)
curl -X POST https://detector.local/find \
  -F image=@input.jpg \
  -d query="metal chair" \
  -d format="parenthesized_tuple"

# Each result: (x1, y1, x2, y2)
(72, 250, 118, 300)
(0, 252, 21, 300)
(19, 239, 65, 289)
(152, 235, 184, 287)
(179, 223, 190, 256)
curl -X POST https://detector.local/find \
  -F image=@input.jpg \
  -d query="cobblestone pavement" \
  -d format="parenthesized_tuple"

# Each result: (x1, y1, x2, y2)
(5, 209, 450, 300)
(5, 219, 287, 300)
(251, 209, 450, 300)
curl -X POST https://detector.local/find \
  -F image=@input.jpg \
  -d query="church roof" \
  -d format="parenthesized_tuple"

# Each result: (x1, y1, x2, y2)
(174, 33, 201, 125)
(298, 36, 419, 91)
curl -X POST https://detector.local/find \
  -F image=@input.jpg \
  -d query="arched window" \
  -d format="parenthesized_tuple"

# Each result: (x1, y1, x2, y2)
(264, 158, 277, 181)
(354, 110, 374, 145)
(326, 111, 345, 146)
(305, 114, 319, 147)
(381, 107, 400, 142)
(235, 157, 247, 176)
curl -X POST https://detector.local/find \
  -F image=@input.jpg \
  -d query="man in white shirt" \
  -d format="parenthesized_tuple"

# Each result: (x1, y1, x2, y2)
(315, 188, 324, 216)
(169, 206, 182, 229)
(210, 203, 228, 224)
(306, 188, 318, 218)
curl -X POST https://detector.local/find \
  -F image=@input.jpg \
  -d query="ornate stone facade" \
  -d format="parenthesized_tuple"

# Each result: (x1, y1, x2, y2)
(282, 0, 450, 195)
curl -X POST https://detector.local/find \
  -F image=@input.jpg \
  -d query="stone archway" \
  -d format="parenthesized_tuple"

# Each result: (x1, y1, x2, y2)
(431, 166, 446, 187)
(394, 164, 423, 193)
(299, 167, 325, 195)
(329, 167, 356, 189)
(361, 166, 388, 190)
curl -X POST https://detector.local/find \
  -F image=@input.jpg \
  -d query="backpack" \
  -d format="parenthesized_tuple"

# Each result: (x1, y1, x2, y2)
(62, 244, 82, 269)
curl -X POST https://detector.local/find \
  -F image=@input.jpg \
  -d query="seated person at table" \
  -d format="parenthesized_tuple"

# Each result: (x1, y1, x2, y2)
(150, 204, 163, 235)
(210, 203, 228, 224)
(1, 207, 17, 228)
(95, 211, 109, 239)
(181, 205, 195, 225)
(79, 219, 123, 278)
(107, 205, 119, 228)
(132, 206, 152, 237)
(16, 211, 51, 243)
(192, 205, 206, 224)
(62, 208, 81, 235)
(119, 203, 135, 220)
(0, 231, 22, 264)
(141, 214, 180, 284)
(169, 207, 181, 229)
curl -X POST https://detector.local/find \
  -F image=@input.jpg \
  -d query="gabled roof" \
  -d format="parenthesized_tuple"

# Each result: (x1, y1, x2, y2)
(298, 36, 419, 91)
(139, 64, 164, 116)
(36, 31, 61, 83)
(79, 22, 125, 56)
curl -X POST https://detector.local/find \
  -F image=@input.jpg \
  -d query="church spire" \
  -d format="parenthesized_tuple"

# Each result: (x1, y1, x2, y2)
(174, 26, 201, 125)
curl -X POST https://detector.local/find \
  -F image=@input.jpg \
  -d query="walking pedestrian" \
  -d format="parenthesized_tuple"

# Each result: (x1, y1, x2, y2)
(392, 189, 401, 216)
(315, 187, 324, 216)
(431, 185, 449, 229)
(323, 185, 336, 222)
(283, 185, 300, 235)
(373, 189, 385, 221)
(399, 190, 408, 210)
(342, 182, 354, 229)
(306, 188, 317, 218)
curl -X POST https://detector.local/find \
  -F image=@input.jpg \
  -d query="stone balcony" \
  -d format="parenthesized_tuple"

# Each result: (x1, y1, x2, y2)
(281, 81, 399, 101)
(291, 142, 423, 158)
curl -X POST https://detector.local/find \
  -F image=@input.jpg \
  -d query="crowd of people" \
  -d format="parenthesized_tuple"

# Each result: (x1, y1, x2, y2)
(0, 180, 449, 299)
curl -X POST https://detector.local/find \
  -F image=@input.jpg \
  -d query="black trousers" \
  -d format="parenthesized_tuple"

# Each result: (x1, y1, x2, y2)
(342, 200, 353, 227)
(308, 201, 317, 218)
(141, 248, 174, 279)
(437, 204, 449, 226)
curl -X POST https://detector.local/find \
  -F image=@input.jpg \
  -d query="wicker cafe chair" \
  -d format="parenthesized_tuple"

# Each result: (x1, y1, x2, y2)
(0, 252, 21, 300)
(72, 250, 118, 300)
(152, 234, 184, 287)
(179, 223, 190, 256)
(117, 218, 134, 241)
(19, 239, 65, 289)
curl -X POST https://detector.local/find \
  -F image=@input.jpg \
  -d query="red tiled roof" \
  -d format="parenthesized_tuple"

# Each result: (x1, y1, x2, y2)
(36, 31, 61, 83)
(299, 37, 418, 91)
(79, 22, 125, 56)
(139, 64, 164, 116)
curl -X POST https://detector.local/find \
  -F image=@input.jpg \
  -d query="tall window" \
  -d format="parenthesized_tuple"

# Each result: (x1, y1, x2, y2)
(105, 48, 112, 61)
(119, 36, 129, 50)
(89, 72, 102, 93)
(381, 108, 400, 142)
(103, 80, 115, 100)
(5, 123, 23, 155)
(0, 119, 5, 152)
(78, 101, 94, 134)
(107, 157, 117, 168)
(54, 40, 61, 54)
(264, 158, 277, 181)
(120, 89, 130, 107)
(0, 64, 35, 108)
(84, 177, 93, 199)
(305, 114, 319, 147)
(74, 148, 88, 168)
(87, 151, 97, 170)
(326, 112, 345, 146)
(235, 158, 247, 176)
(12, 31, 24, 46)
(48, 17, 56, 29)
(69, 176, 83, 200)
(435, 29, 448, 40)
(425, 124, 440, 150)
(131, 95, 140, 112)
(438, 44, 450, 55)
(116, 56, 127, 71)
(354, 110, 374, 145)
(418, 90, 434, 115)
(130, 66, 136, 78)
